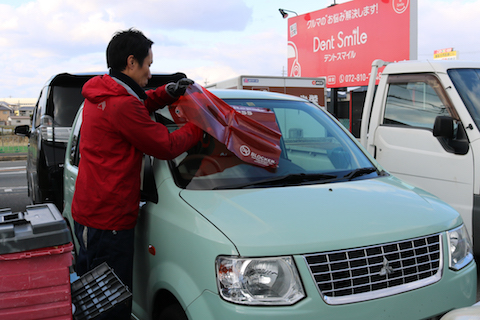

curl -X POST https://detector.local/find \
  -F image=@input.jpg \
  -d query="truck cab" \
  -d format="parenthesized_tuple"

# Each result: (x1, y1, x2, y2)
(361, 59, 480, 257)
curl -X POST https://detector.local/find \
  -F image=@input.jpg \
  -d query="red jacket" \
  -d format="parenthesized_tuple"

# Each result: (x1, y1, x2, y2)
(72, 74, 203, 230)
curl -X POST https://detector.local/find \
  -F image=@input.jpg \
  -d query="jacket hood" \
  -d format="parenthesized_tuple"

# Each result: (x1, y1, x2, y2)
(82, 75, 129, 104)
(179, 176, 462, 257)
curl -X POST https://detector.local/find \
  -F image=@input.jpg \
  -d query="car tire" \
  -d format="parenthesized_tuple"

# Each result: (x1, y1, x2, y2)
(157, 304, 187, 320)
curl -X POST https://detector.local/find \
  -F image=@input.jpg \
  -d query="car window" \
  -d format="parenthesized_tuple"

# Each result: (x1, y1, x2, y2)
(383, 74, 454, 129)
(276, 108, 337, 171)
(34, 88, 47, 128)
(167, 98, 376, 190)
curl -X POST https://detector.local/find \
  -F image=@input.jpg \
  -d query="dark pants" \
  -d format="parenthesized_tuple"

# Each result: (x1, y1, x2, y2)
(74, 221, 134, 320)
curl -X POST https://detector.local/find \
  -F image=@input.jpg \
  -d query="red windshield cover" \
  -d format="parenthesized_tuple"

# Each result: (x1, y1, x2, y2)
(169, 84, 281, 168)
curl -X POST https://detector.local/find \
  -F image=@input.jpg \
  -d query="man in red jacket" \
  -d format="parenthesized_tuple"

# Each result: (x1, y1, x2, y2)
(72, 28, 203, 320)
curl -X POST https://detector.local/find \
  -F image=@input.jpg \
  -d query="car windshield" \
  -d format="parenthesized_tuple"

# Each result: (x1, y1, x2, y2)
(448, 68, 480, 131)
(161, 97, 378, 190)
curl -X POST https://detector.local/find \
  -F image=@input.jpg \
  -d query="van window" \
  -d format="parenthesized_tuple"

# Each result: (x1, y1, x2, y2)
(383, 74, 454, 129)
(51, 86, 86, 127)
(34, 88, 47, 128)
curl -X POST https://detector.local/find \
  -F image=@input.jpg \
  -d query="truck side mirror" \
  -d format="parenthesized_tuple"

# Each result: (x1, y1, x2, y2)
(433, 116, 454, 139)
(433, 116, 469, 155)
(14, 125, 31, 138)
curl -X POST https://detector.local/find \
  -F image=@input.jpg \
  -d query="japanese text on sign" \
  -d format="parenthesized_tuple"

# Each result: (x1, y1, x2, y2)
(307, 4, 378, 29)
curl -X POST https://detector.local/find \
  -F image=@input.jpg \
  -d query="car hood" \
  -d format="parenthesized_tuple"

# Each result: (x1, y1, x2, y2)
(179, 176, 462, 256)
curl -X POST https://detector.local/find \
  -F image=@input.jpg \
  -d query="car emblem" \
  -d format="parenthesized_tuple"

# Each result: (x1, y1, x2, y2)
(379, 257, 394, 276)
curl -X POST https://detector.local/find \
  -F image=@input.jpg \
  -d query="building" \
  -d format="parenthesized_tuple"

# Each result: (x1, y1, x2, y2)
(0, 102, 13, 126)
(8, 115, 30, 126)
(17, 106, 34, 117)
(0, 98, 35, 126)
(1, 98, 36, 107)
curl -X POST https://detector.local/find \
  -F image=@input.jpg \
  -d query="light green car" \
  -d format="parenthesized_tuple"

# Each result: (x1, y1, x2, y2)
(63, 89, 477, 320)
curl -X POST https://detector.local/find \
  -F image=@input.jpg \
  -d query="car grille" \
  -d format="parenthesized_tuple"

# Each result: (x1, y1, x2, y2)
(303, 234, 443, 305)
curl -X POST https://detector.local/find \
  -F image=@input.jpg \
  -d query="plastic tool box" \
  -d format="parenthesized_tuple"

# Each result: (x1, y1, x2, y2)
(0, 203, 73, 320)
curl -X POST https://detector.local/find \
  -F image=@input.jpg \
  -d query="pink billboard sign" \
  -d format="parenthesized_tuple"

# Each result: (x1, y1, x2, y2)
(287, 0, 417, 88)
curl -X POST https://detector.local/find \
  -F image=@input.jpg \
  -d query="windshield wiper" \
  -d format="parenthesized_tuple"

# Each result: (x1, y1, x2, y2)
(343, 167, 379, 180)
(215, 173, 339, 190)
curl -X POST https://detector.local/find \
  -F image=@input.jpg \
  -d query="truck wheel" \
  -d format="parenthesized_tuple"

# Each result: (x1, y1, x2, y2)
(158, 304, 188, 320)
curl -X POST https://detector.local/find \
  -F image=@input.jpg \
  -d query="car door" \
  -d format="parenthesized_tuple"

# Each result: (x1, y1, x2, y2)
(372, 73, 474, 231)
(28, 87, 47, 203)
(63, 105, 82, 238)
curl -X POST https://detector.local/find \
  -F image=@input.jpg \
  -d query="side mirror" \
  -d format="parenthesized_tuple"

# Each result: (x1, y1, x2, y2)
(433, 116, 469, 155)
(327, 147, 352, 169)
(14, 125, 31, 138)
(433, 116, 454, 139)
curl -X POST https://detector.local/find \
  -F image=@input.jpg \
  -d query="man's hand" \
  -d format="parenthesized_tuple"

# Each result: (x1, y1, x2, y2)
(167, 78, 194, 97)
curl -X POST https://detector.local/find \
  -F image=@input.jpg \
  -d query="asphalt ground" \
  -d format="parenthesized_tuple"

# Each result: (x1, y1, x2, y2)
(0, 153, 27, 161)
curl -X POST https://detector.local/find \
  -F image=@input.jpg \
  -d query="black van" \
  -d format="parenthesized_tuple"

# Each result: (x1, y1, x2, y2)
(15, 72, 186, 210)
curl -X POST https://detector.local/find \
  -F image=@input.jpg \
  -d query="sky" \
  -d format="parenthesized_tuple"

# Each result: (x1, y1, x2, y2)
(0, 0, 479, 99)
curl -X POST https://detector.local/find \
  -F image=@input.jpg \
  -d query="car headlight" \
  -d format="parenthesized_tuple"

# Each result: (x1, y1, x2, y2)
(216, 256, 305, 305)
(447, 225, 473, 271)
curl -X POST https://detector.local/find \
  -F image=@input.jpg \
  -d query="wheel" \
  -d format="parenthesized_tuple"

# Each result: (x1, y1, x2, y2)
(158, 304, 187, 320)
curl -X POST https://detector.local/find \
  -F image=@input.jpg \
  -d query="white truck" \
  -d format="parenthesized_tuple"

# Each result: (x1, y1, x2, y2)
(206, 75, 327, 108)
(360, 59, 480, 257)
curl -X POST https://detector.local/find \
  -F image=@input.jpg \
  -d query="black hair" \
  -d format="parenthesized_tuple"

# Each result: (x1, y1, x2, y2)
(106, 28, 154, 71)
